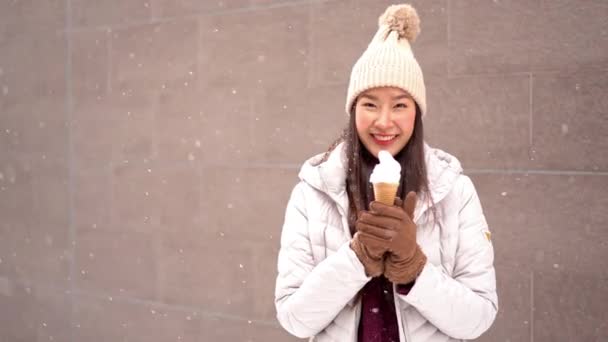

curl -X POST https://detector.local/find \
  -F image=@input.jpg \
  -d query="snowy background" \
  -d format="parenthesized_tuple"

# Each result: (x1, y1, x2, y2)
(0, 0, 607, 341)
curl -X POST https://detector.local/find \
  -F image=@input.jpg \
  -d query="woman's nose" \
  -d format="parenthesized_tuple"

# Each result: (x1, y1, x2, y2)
(375, 109, 393, 129)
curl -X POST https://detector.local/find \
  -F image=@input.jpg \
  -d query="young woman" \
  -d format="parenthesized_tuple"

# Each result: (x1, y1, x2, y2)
(275, 4, 497, 341)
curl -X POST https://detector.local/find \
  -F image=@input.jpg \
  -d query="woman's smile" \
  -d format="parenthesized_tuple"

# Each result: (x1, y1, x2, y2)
(371, 134, 399, 146)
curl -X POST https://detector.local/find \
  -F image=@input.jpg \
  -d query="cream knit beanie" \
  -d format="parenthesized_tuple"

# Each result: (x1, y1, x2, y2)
(345, 4, 426, 117)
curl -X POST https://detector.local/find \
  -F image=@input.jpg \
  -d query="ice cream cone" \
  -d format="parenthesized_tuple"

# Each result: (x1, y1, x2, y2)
(373, 182, 399, 206)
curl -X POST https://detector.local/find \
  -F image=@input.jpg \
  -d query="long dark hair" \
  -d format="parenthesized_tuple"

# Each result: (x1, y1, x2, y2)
(317, 102, 431, 235)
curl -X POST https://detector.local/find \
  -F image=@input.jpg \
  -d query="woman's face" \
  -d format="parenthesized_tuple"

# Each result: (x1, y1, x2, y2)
(355, 86, 417, 158)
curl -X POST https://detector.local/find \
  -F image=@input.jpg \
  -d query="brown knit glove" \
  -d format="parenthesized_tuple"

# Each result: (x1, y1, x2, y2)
(350, 214, 391, 277)
(363, 191, 427, 285)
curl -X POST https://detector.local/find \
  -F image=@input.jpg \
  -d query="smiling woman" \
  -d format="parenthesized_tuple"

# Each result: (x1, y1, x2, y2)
(274, 3, 498, 342)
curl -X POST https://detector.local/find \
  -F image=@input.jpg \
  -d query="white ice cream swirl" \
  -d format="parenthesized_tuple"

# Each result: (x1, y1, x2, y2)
(369, 150, 401, 184)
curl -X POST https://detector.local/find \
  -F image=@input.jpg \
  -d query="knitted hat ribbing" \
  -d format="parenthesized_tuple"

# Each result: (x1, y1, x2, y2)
(345, 4, 426, 117)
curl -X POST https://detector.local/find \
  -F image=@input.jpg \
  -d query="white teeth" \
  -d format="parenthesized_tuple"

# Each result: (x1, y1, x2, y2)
(373, 135, 396, 141)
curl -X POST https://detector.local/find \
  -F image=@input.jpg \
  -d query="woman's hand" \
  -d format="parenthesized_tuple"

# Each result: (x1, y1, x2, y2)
(350, 207, 399, 277)
(350, 222, 389, 277)
(361, 191, 427, 284)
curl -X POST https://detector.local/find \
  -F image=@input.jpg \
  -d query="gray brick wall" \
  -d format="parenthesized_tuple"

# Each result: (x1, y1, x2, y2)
(0, 0, 606, 341)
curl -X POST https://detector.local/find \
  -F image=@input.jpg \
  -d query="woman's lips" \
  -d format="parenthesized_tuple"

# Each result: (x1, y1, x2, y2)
(371, 134, 398, 146)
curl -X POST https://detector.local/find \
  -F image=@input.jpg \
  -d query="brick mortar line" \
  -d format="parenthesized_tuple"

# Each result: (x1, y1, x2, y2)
(530, 270, 534, 342)
(74, 161, 608, 175)
(65, 1, 76, 342)
(529, 72, 534, 148)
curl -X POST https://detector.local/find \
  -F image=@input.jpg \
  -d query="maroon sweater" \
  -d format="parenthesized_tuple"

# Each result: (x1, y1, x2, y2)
(357, 275, 414, 342)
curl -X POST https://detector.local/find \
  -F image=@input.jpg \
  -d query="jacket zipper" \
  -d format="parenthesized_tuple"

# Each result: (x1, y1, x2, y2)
(402, 310, 411, 342)
(393, 285, 411, 342)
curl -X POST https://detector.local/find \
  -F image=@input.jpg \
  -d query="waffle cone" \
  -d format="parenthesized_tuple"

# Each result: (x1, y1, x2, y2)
(373, 182, 399, 206)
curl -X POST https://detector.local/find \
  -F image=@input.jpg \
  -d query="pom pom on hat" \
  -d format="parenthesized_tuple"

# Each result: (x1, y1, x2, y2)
(378, 4, 420, 42)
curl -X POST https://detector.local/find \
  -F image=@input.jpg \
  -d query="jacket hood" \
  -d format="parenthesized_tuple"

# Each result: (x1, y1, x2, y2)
(297, 142, 463, 220)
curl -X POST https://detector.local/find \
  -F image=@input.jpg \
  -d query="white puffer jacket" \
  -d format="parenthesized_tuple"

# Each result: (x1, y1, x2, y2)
(275, 142, 498, 342)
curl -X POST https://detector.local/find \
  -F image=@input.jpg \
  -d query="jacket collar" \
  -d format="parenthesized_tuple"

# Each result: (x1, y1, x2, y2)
(298, 141, 463, 221)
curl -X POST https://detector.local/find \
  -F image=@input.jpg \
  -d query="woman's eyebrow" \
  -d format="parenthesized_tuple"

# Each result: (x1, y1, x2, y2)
(359, 94, 378, 101)
(360, 94, 411, 101)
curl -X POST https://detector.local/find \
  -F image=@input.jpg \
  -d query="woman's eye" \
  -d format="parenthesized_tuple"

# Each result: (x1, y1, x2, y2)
(395, 103, 408, 108)
(362, 103, 376, 108)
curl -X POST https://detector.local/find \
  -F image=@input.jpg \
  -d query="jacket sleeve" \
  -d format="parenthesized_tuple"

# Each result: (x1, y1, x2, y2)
(274, 182, 370, 338)
(397, 175, 498, 340)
